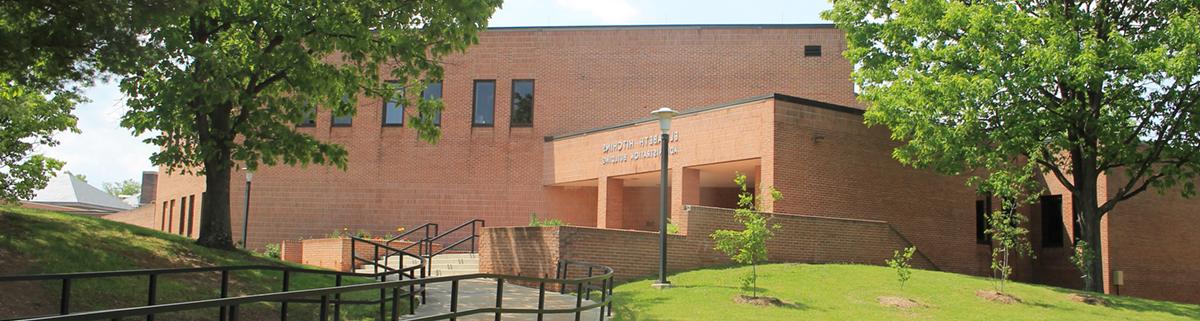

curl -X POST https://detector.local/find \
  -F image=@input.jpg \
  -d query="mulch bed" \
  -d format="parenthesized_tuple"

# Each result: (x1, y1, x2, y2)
(733, 295, 791, 307)
(877, 296, 925, 309)
(1068, 293, 1109, 306)
(976, 290, 1022, 304)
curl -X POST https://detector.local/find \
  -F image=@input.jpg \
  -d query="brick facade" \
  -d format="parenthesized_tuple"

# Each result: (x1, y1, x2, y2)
(135, 24, 1200, 304)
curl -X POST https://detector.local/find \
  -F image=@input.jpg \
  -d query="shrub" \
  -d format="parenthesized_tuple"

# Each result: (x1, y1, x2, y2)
(262, 243, 281, 259)
(710, 172, 782, 298)
(985, 200, 1034, 293)
(666, 220, 680, 235)
(886, 246, 916, 290)
(529, 213, 565, 227)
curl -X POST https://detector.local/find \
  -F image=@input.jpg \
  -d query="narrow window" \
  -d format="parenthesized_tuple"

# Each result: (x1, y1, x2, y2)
(161, 201, 168, 230)
(472, 80, 495, 126)
(187, 195, 196, 237)
(510, 79, 535, 127)
(1039, 195, 1064, 248)
(382, 82, 404, 126)
(298, 103, 317, 127)
(804, 45, 822, 57)
(975, 198, 991, 244)
(168, 199, 176, 233)
(422, 82, 443, 126)
(179, 197, 187, 235)
(332, 114, 352, 126)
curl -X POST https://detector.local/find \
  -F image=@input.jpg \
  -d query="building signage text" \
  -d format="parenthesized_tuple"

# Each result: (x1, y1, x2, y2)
(600, 132, 680, 165)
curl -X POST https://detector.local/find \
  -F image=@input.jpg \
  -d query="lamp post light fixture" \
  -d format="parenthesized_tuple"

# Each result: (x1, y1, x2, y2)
(241, 167, 254, 249)
(650, 107, 678, 289)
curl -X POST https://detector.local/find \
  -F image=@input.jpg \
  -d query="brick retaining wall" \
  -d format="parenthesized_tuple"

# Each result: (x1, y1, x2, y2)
(480, 205, 933, 282)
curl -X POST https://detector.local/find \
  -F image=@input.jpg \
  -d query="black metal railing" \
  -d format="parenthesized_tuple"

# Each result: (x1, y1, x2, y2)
(0, 258, 426, 321)
(421, 220, 485, 276)
(9, 259, 614, 321)
(386, 223, 439, 256)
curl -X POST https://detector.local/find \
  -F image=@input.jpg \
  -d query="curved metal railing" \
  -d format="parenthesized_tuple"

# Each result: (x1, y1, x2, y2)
(0, 255, 426, 321)
(8, 259, 614, 321)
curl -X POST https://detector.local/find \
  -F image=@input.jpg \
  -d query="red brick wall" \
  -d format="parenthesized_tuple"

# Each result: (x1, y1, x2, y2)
(1102, 171, 1200, 303)
(480, 205, 934, 282)
(152, 25, 855, 250)
(281, 240, 303, 264)
(298, 238, 440, 271)
(769, 100, 987, 276)
(103, 205, 157, 229)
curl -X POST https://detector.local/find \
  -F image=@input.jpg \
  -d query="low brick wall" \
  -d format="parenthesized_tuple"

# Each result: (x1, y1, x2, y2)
(297, 238, 437, 271)
(103, 205, 157, 229)
(281, 240, 303, 264)
(480, 205, 934, 282)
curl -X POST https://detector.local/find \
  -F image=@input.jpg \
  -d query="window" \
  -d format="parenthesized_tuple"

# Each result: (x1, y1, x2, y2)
(472, 80, 495, 126)
(511, 80, 534, 127)
(975, 198, 991, 244)
(168, 199, 176, 233)
(332, 96, 352, 126)
(298, 103, 316, 127)
(804, 45, 822, 57)
(186, 195, 196, 237)
(422, 82, 443, 126)
(179, 197, 187, 235)
(382, 82, 404, 126)
(1039, 195, 1064, 248)
(161, 201, 168, 230)
(332, 114, 352, 126)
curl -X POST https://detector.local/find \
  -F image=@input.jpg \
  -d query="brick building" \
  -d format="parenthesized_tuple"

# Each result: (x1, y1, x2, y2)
(144, 25, 1200, 303)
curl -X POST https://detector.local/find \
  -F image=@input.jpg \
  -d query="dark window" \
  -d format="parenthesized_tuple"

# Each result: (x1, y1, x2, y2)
(179, 197, 187, 235)
(331, 96, 352, 126)
(382, 82, 405, 126)
(510, 80, 534, 127)
(298, 103, 316, 127)
(1040, 195, 1064, 248)
(804, 45, 822, 57)
(422, 82, 442, 126)
(186, 195, 196, 237)
(472, 80, 495, 126)
(168, 199, 176, 233)
(975, 198, 991, 244)
(161, 201, 168, 230)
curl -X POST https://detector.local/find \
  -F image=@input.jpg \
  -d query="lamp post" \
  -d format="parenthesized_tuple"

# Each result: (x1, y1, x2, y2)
(241, 168, 254, 249)
(650, 107, 678, 289)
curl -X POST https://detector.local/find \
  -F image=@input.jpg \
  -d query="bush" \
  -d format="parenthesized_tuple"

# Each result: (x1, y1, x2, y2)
(262, 243, 281, 259)
(886, 246, 916, 290)
(666, 220, 680, 235)
(529, 213, 565, 227)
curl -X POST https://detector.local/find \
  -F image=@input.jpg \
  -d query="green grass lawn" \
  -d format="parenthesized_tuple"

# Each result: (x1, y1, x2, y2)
(0, 205, 398, 321)
(613, 263, 1200, 321)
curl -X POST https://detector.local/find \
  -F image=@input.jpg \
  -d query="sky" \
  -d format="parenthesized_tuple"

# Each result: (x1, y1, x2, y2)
(45, 0, 835, 188)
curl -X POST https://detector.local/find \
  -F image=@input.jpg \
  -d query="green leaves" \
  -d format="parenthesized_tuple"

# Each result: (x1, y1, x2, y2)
(711, 172, 784, 297)
(0, 74, 79, 202)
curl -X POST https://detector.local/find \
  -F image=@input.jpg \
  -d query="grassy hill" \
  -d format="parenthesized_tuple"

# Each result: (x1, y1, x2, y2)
(613, 264, 1200, 321)
(0, 205, 383, 321)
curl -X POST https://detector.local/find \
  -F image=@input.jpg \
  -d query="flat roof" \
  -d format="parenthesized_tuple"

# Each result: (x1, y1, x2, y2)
(488, 24, 837, 32)
(545, 93, 863, 142)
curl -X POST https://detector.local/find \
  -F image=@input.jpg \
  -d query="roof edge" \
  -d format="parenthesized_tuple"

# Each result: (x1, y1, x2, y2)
(544, 93, 862, 142)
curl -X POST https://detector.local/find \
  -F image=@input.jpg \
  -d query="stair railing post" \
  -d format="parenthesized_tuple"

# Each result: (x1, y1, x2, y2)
(598, 278, 609, 320)
(219, 270, 229, 321)
(494, 278, 505, 321)
(334, 274, 343, 321)
(449, 279, 459, 321)
(391, 286, 400, 321)
(147, 273, 157, 321)
(574, 281, 584, 321)
(536, 281, 546, 321)
(280, 270, 290, 321)
(319, 295, 329, 321)
(350, 240, 357, 272)
(59, 278, 70, 315)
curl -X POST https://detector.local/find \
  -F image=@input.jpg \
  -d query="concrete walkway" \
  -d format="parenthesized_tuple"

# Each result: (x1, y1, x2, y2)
(402, 278, 606, 321)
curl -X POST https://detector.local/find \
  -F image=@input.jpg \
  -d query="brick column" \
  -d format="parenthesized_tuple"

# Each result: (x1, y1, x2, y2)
(597, 177, 625, 229)
(672, 167, 700, 234)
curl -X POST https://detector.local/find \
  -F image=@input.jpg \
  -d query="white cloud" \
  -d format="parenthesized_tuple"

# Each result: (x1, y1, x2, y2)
(555, 0, 639, 24)
(42, 80, 158, 188)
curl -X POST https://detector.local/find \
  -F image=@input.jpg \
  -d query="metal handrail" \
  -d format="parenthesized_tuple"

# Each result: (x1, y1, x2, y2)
(0, 260, 428, 321)
(16, 260, 616, 321)
(424, 219, 484, 245)
(386, 223, 439, 254)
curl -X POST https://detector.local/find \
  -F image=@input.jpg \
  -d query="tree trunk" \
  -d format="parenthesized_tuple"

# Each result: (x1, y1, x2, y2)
(196, 147, 235, 249)
(1072, 150, 1105, 293)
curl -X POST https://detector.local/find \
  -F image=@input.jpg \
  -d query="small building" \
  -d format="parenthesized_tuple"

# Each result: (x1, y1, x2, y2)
(23, 174, 132, 215)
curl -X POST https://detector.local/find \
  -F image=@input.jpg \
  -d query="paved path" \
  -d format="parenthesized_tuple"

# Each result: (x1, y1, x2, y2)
(401, 278, 606, 321)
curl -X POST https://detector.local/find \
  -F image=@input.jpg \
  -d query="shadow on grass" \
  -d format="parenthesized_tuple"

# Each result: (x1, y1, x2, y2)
(1045, 287, 1200, 319)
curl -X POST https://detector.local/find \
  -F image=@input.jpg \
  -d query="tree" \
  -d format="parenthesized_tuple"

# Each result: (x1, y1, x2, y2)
(711, 172, 782, 298)
(825, 1, 1200, 292)
(104, 179, 141, 196)
(0, 0, 175, 202)
(118, 1, 501, 249)
(985, 200, 1033, 294)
